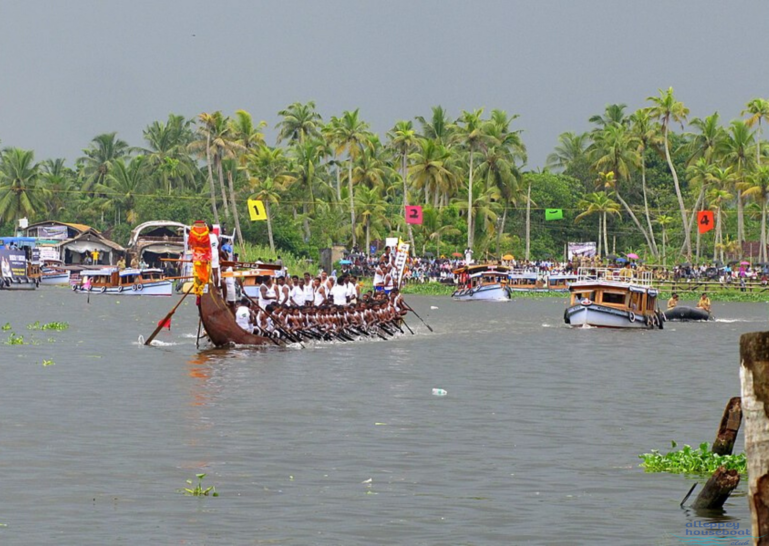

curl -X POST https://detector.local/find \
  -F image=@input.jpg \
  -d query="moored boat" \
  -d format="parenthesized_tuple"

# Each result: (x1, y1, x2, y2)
(564, 267, 663, 329)
(0, 237, 41, 290)
(40, 259, 72, 285)
(452, 264, 511, 301)
(74, 268, 173, 296)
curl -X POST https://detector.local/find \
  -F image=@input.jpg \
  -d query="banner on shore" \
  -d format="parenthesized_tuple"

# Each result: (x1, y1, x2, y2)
(0, 247, 27, 279)
(697, 211, 715, 234)
(405, 205, 423, 225)
(247, 199, 267, 221)
(567, 242, 597, 259)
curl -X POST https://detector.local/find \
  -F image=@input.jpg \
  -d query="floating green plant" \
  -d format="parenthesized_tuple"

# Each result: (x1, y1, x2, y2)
(639, 441, 747, 475)
(180, 473, 218, 497)
(4, 333, 26, 345)
(42, 360, 55, 367)
(1, 322, 11, 331)
(27, 321, 69, 331)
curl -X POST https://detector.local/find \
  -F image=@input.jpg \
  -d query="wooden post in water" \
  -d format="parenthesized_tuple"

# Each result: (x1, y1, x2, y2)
(713, 397, 742, 456)
(740, 331, 769, 544)
(692, 466, 740, 510)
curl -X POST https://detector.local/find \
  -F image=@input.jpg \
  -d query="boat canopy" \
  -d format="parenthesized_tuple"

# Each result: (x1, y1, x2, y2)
(81, 268, 117, 277)
(119, 268, 163, 277)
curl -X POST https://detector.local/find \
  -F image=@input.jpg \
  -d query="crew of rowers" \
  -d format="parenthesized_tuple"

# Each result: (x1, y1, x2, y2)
(233, 274, 409, 342)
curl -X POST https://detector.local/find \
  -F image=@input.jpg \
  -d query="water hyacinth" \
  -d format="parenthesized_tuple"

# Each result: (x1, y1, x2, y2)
(638, 441, 747, 475)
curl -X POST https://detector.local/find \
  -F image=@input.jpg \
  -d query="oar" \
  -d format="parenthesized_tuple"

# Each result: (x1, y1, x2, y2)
(145, 286, 193, 345)
(402, 303, 433, 332)
(195, 318, 202, 349)
(400, 319, 415, 335)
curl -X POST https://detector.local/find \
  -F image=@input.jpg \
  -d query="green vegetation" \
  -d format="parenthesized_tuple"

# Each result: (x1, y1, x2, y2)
(4, 332, 26, 345)
(26, 321, 69, 331)
(401, 283, 455, 296)
(180, 473, 218, 497)
(2, 93, 769, 265)
(1, 322, 10, 331)
(42, 359, 55, 367)
(639, 441, 747, 475)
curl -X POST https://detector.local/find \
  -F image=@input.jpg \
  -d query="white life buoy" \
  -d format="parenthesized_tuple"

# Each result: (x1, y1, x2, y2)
(118, 285, 124, 292)
(136, 283, 144, 291)
(98, 286, 106, 293)
(628, 312, 636, 323)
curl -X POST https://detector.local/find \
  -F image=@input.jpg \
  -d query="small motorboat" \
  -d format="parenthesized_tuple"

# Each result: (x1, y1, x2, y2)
(452, 264, 511, 301)
(663, 306, 713, 322)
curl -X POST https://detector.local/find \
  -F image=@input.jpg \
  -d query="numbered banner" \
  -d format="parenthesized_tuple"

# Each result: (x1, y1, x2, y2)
(405, 205, 423, 224)
(247, 199, 267, 221)
(697, 210, 714, 234)
(545, 209, 563, 221)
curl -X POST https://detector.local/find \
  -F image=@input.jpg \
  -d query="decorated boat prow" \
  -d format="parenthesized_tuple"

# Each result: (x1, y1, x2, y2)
(198, 284, 277, 347)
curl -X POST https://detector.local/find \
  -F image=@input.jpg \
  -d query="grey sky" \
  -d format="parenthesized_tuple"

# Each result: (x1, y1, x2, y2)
(1, 1, 768, 169)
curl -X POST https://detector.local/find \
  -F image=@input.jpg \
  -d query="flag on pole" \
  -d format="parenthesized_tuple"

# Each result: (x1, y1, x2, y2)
(247, 199, 267, 221)
(545, 209, 563, 221)
(697, 210, 714, 233)
(405, 205, 423, 224)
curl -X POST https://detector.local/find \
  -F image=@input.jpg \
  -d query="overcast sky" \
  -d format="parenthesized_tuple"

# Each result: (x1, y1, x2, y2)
(1, 1, 768, 169)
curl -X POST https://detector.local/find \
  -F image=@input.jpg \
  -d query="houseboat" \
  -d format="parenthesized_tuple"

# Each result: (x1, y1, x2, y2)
(452, 264, 511, 301)
(564, 267, 663, 329)
(40, 259, 71, 285)
(74, 268, 173, 296)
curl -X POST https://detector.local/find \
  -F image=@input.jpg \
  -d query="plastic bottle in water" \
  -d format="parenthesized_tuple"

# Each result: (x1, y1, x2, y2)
(432, 388, 447, 396)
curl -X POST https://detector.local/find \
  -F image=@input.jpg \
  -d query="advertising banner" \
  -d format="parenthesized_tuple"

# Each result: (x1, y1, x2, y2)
(567, 242, 597, 259)
(0, 247, 27, 279)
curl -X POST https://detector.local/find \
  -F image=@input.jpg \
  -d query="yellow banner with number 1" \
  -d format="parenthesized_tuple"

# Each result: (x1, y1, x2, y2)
(247, 199, 267, 221)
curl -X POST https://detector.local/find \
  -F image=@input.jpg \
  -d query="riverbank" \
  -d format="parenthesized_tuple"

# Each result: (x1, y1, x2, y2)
(398, 282, 769, 303)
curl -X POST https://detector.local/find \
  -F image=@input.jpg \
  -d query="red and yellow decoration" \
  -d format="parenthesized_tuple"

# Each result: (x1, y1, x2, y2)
(189, 220, 212, 295)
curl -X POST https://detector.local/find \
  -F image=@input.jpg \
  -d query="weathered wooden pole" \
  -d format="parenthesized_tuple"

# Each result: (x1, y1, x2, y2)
(692, 466, 740, 510)
(740, 331, 769, 545)
(713, 397, 743, 456)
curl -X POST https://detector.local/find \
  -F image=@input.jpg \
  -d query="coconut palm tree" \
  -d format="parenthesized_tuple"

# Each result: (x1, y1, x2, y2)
(708, 187, 734, 262)
(629, 108, 663, 255)
(243, 145, 296, 252)
(647, 87, 691, 257)
(141, 114, 197, 194)
(656, 214, 675, 266)
(742, 165, 769, 262)
(40, 158, 78, 218)
(78, 132, 132, 193)
(589, 103, 629, 130)
(743, 98, 769, 165)
(387, 120, 419, 249)
(545, 131, 590, 173)
(721, 120, 756, 249)
(0, 148, 47, 225)
(355, 185, 390, 254)
(409, 139, 455, 208)
(326, 109, 371, 248)
(575, 192, 621, 257)
(685, 158, 719, 260)
(276, 101, 323, 145)
(415, 105, 455, 145)
(96, 156, 147, 225)
(192, 112, 224, 224)
(454, 109, 489, 250)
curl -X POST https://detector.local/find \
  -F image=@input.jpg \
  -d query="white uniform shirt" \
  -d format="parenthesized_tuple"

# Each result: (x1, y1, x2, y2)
(291, 285, 305, 306)
(331, 284, 348, 306)
(235, 306, 252, 332)
(258, 284, 276, 309)
(225, 267, 237, 302)
(304, 283, 315, 304)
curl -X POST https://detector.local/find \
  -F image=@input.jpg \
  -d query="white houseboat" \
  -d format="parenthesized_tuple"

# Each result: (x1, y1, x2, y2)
(452, 264, 511, 301)
(564, 267, 663, 329)
(74, 268, 172, 296)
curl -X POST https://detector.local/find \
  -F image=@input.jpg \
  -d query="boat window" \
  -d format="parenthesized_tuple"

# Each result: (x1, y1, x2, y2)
(601, 292, 627, 305)
(629, 292, 642, 311)
(573, 290, 595, 303)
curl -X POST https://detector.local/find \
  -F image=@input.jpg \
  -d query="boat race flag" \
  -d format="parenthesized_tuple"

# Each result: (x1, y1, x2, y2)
(247, 199, 267, 221)
(697, 210, 715, 234)
(394, 241, 410, 288)
(405, 205, 423, 224)
(545, 209, 563, 221)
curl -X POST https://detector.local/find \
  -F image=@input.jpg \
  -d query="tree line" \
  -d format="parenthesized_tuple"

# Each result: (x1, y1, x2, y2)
(0, 88, 768, 264)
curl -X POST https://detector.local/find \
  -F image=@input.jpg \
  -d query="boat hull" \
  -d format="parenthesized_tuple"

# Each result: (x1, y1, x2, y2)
(40, 272, 71, 285)
(452, 284, 510, 301)
(74, 280, 173, 296)
(663, 306, 713, 322)
(198, 284, 274, 347)
(565, 303, 655, 329)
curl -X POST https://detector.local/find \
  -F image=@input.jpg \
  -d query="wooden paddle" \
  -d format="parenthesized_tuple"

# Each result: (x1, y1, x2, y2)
(144, 286, 194, 345)
(402, 303, 433, 332)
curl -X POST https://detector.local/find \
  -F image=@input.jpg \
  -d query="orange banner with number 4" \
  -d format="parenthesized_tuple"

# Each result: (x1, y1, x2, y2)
(698, 211, 714, 234)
